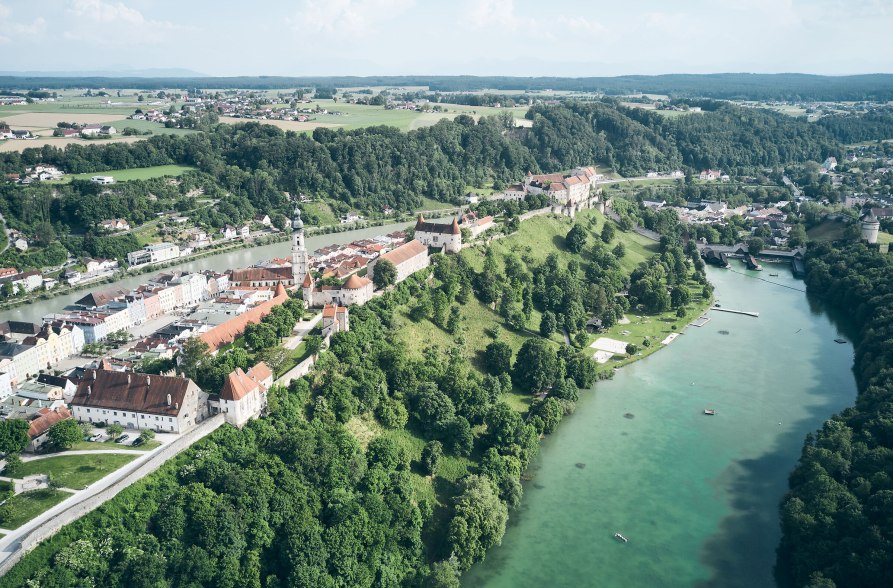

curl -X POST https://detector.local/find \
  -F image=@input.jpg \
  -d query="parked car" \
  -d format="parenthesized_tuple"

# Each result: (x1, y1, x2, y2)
(89, 433, 104, 442)
(115, 434, 130, 444)
(131, 437, 145, 447)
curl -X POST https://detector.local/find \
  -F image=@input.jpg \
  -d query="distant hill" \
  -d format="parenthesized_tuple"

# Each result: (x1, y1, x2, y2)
(0, 73, 891, 101)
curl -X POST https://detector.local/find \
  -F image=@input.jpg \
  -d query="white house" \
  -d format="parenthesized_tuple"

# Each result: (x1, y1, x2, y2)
(213, 362, 272, 427)
(100, 219, 130, 231)
(221, 225, 238, 240)
(91, 176, 115, 185)
(127, 242, 180, 266)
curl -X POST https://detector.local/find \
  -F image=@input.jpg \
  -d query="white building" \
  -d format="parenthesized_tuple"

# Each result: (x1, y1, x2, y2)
(127, 242, 180, 266)
(414, 215, 462, 253)
(302, 273, 374, 308)
(367, 239, 429, 285)
(71, 369, 208, 434)
(213, 362, 272, 427)
(91, 176, 115, 185)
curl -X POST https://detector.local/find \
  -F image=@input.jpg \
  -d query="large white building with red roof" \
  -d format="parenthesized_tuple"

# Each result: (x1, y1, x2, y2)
(414, 214, 462, 253)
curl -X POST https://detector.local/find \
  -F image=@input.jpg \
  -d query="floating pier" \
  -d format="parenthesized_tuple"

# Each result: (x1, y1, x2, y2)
(689, 316, 711, 327)
(710, 307, 759, 318)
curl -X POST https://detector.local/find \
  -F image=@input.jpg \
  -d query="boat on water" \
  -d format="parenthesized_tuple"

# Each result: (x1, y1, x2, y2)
(614, 532, 628, 543)
(769, 273, 779, 277)
(834, 338, 847, 344)
(704, 409, 716, 415)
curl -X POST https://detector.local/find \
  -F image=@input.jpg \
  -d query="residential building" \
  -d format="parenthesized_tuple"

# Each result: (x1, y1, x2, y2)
(99, 219, 130, 231)
(26, 407, 72, 451)
(213, 362, 272, 427)
(91, 175, 115, 185)
(71, 369, 208, 433)
(127, 242, 180, 266)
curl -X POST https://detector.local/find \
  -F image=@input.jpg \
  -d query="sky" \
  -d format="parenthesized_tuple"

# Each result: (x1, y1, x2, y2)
(0, 0, 891, 77)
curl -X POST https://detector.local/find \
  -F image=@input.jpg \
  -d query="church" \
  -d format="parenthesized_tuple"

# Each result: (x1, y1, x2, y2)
(228, 204, 310, 288)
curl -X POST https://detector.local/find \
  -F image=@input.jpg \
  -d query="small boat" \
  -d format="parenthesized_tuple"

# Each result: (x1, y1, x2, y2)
(769, 273, 778, 277)
(834, 338, 847, 344)
(614, 532, 628, 543)
(704, 409, 716, 415)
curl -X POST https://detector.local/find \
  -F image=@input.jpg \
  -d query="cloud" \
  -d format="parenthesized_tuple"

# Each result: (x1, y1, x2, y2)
(0, 3, 10, 19)
(12, 17, 47, 36)
(462, 0, 533, 30)
(556, 16, 607, 35)
(68, 0, 147, 25)
(291, 0, 414, 35)
(63, 0, 185, 44)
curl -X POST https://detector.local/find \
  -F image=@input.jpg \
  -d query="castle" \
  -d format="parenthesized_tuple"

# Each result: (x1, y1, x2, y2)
(414, 214, 462, 253)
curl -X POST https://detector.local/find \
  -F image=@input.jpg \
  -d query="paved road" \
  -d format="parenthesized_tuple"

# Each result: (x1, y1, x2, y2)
(0, 414, 225, 575)
(283, 313, 322, 351)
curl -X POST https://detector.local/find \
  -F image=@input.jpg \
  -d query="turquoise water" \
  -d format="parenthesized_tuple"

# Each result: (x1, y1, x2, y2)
(463, 264, 858, 588)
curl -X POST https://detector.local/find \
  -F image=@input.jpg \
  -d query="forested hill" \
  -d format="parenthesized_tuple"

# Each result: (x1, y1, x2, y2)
(2, 73, 893, 101)
(778, 243, 893, 588)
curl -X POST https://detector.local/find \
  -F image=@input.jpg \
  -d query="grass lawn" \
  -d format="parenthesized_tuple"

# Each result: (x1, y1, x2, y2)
(59, 164, 196, 183)
(111, 119, 198, 136)
(0, 489, 69, 530)
(303, 201, 340, 226)
(277, 341, 310, 378)
(14, 454, 138, 489)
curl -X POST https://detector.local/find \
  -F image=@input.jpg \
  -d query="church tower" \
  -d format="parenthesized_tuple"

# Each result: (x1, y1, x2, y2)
(292, 204, 309, 284)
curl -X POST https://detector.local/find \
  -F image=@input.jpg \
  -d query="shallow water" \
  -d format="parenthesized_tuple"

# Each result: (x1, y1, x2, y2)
(463, 264, 858, 588)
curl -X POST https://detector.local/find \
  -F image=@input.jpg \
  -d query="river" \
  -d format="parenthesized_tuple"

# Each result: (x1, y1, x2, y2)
(463, 264, 858, 588)
(0, 219, 425, 325)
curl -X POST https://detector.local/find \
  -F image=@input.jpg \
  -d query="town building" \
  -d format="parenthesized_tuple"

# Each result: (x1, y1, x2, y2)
(91, 175, 115, 185)
(212, 362, 272, 427)
(414, 214, 462, 253)
(26, 407, 72, 452)
(127, 242, 180, 266)
(302, 273, 374, 308)
(321, 304, 349, 337)
(367, 239, 429, 285)
(71, 369, 208, 434)
(199, 283, 289, 352)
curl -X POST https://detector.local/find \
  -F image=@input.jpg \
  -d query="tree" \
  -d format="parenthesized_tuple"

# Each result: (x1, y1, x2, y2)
(107, 424, 124, 438)
(747, 237, 765, 256)
(565, 224, 587, 253)
(512, 338, 559, 393)
(625, 343, 639, 355)
(304, 335, 323, 357)
(612, 242, 626, 258)
(446, 306, 462, 335)
(484, 341, 512, 376)
(601, 222, 616, 243)
(372, 259, 397, 289)
(48, 419, 82, 449)
(139, 429, 156, 442)
(3, 453, 22, 476)
(448, 475, 508, 570)
(179, 337, 209, 380)
(421, 440, 443, 476)
(0, 419, 30, 455)
(540, 311, 557, 337)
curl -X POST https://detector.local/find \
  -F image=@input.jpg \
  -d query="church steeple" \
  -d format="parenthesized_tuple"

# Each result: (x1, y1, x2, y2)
(291, 202, 308, 284)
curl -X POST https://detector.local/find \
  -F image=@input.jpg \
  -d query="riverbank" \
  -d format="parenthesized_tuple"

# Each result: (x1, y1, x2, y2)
(462, 266, 859, 588)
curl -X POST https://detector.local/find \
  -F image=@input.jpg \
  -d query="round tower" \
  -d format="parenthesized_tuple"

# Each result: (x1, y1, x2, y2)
(861, 213, 880, 244)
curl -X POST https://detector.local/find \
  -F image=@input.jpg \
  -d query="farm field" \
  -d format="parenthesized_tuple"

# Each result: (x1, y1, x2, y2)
(0, 135, 149, 153)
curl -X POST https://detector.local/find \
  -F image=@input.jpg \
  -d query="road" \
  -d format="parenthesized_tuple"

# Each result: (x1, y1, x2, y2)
(0, 414, 225, 575)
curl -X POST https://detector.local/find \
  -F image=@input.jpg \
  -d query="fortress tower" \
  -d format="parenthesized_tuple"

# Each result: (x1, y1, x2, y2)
(292, 205, 309, 284)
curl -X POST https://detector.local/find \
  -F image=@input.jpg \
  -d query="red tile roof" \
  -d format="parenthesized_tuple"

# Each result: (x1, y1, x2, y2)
(415, 214, 461, 236)
(219, 361, 273, 401)
(72, 371, 193, 417)
(27, 407, 72, 440)
(378, 239, 427, 266)
(343, 274, 371, 290)
(200, 283, 289, 351)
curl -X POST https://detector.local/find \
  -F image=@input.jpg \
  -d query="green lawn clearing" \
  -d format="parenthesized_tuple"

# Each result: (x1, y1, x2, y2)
(63, 164, 196, 183)
(0, 489, 69, 530)
(14, 454, 138, 489)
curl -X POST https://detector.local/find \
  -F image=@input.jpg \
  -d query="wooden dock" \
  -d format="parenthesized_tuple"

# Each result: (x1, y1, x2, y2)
(710, 307, 759, 318)
(689, 316, 711, 327)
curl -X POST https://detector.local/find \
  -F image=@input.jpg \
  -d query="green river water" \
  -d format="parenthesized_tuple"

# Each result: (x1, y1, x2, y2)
(463, 264, 858, 588)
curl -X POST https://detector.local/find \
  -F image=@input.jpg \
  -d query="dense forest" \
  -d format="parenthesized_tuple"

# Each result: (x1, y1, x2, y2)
(778, 243, 893, 588)
(3, 73, 893, 100)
